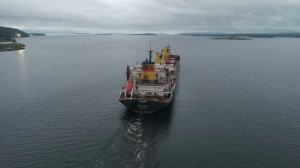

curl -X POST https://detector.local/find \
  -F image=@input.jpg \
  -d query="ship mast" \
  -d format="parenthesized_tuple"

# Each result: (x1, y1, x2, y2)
(148, 40, 153, 62)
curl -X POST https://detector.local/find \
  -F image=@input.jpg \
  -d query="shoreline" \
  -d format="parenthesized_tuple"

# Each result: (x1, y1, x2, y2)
(0, 42, 25, 52)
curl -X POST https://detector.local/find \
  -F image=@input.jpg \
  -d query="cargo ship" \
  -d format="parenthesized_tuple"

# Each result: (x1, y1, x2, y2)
(119, 45, 180, 113)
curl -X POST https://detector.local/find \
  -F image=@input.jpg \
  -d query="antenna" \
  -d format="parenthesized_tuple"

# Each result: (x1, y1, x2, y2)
(148, 40, 153, 62)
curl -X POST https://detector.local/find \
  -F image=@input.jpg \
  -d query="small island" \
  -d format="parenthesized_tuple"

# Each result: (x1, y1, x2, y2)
(179, 32, 300, 38)
(0, 26, 29, 52)
(128, 33, 157, 35)
(211, 36, 251, 40)
(94, 33, 114, 35)
(29, 33, 46, 36)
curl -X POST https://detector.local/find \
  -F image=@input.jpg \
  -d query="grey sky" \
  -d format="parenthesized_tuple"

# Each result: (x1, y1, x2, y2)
(1, 0, 300, 33)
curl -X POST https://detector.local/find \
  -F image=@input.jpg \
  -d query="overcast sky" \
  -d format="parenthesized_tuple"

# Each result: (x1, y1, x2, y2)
(1, 0, 300, 34)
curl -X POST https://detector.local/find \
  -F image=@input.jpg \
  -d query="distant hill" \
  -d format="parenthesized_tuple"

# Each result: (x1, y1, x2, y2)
(0, 26, 29, 41)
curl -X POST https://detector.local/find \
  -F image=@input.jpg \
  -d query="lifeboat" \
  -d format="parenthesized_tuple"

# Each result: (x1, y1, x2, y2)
(126, 79, 134, 92)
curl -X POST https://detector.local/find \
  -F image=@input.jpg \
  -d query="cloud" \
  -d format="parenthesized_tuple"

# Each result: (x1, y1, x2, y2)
(1, 0, 300, 33)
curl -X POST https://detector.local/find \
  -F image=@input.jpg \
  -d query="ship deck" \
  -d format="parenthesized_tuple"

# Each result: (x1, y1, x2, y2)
(119, 93, 172, 103)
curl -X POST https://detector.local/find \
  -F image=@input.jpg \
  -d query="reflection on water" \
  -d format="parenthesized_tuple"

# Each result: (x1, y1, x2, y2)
(18, 49, 26, 78)
(17, 49, 31, 97)
(96, 107, 174, 168)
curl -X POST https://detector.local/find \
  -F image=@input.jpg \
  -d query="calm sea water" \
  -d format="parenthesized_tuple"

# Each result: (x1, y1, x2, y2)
(0, 35, 300, 168)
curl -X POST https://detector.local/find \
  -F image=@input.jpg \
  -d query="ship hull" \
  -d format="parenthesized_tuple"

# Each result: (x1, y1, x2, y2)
(119, 46, 179, 113)
(119, 99, 173, 113)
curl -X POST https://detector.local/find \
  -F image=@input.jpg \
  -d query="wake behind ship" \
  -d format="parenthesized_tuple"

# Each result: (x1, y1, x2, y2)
(119, 45, 180, 113)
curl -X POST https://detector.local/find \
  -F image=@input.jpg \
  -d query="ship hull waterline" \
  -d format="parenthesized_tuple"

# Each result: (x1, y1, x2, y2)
(119, 98, 174, 113)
